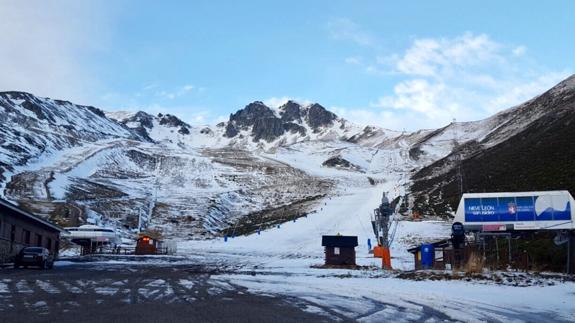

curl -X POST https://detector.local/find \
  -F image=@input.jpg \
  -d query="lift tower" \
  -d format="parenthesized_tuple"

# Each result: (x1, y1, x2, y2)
(371, 192, 394, 269)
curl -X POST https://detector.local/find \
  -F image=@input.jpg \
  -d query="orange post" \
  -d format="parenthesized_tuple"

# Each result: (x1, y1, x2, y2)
(373, 245, 384, 258)
(381, 247, 392, 270)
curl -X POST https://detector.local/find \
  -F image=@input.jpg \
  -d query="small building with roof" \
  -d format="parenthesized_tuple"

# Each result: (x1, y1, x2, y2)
(322, 235, 358, 266)
(0, 198, 63, 263)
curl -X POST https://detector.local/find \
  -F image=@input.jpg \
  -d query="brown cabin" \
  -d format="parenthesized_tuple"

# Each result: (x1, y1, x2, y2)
(322, 235, 358, 266)
(135, 235, 159, 255)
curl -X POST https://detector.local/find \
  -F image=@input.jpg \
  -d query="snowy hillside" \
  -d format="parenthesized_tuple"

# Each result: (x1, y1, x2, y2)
(410, 74, 575, 216)
(1, 75, 573, 240)
(0, 92, 139, 189)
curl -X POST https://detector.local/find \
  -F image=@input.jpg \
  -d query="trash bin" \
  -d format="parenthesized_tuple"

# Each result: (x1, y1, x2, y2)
(420, 244, 434, 269)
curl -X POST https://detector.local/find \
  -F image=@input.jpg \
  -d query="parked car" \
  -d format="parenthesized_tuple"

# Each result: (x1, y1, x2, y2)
(14, 247, 54, 269)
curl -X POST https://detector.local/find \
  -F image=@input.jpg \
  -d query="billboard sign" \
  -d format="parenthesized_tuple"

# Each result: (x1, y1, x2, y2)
(455, 191, 574, 231)
(464, 195, 571, 222)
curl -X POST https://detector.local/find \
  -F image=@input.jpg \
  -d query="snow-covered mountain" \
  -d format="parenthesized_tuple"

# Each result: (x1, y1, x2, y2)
(1, 74, 573, 238)
(0, 92, 138, 184)
(107, 100, 402, 152)
(1, 95, 403, 239)
(409, 74, 575, 216)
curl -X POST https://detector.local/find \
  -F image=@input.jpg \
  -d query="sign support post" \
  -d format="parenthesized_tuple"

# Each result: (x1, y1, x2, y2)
(568, 231, 575, 275)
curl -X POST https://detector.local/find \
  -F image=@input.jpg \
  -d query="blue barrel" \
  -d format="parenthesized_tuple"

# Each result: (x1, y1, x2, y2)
(420, 244, 434, 269)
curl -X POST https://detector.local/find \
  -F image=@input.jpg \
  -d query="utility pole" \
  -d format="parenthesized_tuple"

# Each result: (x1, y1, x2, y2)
(569, 231, 575, 274)
(452, 118, 463, 196)
(138, 207, 143, 234)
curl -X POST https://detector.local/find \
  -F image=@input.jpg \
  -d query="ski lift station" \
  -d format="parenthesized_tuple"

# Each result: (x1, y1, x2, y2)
(411, 190, 575, 274)
(62, 225, 121, 254)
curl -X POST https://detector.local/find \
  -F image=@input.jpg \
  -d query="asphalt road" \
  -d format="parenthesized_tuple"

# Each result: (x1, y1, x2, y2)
(0, 261, 338, 323)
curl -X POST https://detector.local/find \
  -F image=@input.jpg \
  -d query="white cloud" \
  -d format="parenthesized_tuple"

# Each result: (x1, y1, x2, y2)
(485, 71, 567, 113)
(326, 18, 376, 47)
(344, 56, 362, 65)
(264, 97, 313, 108)
(214, 115, 228, 124)
(330, 106, 421, 131)
(395, 33, 500, 77)
(155, 84, 198, 100)
(142, 83, 159, 91)
(367, 33, 570, 130)
(374, 80, 448, 115)
(0, 0, 111, 104)
(512, 45, 527, 56)
(264, 97, 291, 108)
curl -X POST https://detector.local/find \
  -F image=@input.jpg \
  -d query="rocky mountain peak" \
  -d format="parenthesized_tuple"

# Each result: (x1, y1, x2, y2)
(229, 101, 276, 126)
(278, 100, 303, 122)
(0, 91, 34, 101)
(157, 113, 191, 135)
(112, 111, 192, 141)
(223, 100, 342, 142)
(305, 103, 337, 130)
(129, 111, 155, 128)
(225, 101, 277, 138)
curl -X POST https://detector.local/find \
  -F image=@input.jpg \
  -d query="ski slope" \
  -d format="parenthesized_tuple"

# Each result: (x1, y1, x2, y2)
(178, 163, 449, 271)
(177, 145, 575, 322)
(178, 178, 575, 322)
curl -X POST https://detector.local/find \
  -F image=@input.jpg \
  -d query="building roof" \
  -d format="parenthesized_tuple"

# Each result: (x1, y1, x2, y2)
(322, 235, 358, 247)
(0, 198, 64, 233)
(460, 190, 572, 199)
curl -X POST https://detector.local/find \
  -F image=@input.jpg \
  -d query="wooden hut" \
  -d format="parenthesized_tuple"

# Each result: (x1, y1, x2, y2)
(135, 235, 159, 255)
(321, 235, 358, 266)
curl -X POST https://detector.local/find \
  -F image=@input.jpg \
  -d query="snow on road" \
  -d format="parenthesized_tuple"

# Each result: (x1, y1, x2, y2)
(215, 272, 575, 322)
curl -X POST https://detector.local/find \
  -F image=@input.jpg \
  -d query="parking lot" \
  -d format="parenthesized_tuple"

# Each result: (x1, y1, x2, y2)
(0, 260, 335, 323)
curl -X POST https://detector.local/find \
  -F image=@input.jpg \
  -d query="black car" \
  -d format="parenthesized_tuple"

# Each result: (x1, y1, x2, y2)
(14, 247, 54, 269)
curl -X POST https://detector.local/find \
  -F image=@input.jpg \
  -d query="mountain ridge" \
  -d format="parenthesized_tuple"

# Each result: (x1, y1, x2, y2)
(409, 74, 575, 216)
(0, 74, 573, 238)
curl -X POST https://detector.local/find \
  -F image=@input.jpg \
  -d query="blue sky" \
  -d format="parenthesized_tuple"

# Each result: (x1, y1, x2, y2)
(1, 0, 573, 130)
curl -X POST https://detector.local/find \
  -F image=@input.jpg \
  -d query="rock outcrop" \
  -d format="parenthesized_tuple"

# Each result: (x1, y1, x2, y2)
(224, 100, 339, 142)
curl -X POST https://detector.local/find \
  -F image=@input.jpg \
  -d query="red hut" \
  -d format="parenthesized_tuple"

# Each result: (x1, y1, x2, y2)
(135, 235, 159, 255)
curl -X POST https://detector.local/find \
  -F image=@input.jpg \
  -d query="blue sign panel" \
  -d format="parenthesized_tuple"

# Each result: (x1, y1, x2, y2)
(464, 195, 572, 223)
(498, 197, 516, 222)
(554, 202, 571, 220)
(516, 196, 535, 221)
(481, 198, 498, 222)
(464, 198, 483, 222)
